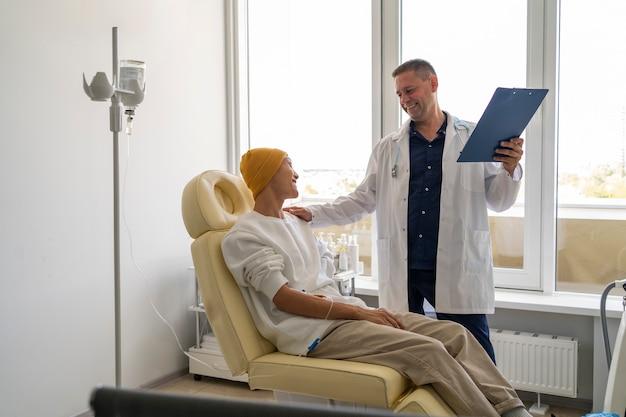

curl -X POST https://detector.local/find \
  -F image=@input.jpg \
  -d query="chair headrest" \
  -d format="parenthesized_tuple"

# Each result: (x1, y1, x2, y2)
(182, 170, 254, 238)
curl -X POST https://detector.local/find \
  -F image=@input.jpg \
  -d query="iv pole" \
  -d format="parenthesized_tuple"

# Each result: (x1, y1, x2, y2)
(83, 26, 145, 388)
(111, 26, 123, 388)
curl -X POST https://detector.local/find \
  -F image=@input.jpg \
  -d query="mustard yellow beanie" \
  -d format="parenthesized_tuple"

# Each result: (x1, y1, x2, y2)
(240, 148, 288, 199)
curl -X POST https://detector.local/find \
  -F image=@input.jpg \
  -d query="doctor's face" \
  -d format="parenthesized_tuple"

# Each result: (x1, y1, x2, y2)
(395, 70, 438, 123)
(270, 157, 299, 199)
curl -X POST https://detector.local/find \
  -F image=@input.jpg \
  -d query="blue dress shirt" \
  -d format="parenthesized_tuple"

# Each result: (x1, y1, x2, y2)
(407, 115, 447, 270)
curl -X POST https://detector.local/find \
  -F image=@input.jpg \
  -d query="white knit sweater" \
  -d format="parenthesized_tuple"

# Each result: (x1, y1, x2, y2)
(221, 211, 366, 355)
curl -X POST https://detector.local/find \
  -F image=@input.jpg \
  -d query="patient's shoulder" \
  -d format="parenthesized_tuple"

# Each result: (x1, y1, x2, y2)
(224, 213, 256, 239)
(282, 210, 309, 226)
(223, 212, 274, 244)
(231, 212, 256, 228)
(221, 222, 263, 258)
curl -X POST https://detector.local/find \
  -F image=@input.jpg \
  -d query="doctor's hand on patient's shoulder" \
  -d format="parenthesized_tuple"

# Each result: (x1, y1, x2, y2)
(355, 307, 403, 329)
(283, 206, 312, 222)
(493, 137, 524, 176)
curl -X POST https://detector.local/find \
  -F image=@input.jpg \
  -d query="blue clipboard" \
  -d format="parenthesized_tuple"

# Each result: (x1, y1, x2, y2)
(457, 87, 548, 162)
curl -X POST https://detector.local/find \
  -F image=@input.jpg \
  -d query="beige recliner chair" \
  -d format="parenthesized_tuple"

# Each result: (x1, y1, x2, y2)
(181, 170, 455, 415)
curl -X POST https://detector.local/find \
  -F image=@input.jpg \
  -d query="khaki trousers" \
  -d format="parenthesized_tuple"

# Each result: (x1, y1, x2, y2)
(309, 312, 522, 417)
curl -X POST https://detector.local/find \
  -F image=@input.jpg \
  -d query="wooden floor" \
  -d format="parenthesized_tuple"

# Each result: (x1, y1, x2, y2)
(152, 374, 590, 417)
(153, 374, 274, 402)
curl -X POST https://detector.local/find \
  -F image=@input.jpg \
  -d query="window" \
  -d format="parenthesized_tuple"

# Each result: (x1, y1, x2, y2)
(236, 0, 375, 274)
(401, 0, 540, 289)
(401, 1, 527, 124)
(556, 0, 626, 294)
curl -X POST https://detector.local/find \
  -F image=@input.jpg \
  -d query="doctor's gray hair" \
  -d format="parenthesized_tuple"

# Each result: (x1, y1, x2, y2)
(392, 59, 437, 80)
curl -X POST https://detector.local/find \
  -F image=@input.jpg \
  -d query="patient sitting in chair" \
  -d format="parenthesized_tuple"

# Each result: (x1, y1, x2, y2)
(221, 148, 531, 417)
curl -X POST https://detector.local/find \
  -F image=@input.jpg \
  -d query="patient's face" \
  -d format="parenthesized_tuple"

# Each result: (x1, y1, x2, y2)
(271, 158, 299, 199)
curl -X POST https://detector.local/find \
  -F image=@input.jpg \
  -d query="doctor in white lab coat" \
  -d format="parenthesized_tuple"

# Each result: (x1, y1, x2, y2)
(286, 59, 523, 362)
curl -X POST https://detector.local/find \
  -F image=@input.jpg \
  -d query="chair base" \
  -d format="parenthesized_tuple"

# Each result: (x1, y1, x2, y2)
(188, 347, 248, 383)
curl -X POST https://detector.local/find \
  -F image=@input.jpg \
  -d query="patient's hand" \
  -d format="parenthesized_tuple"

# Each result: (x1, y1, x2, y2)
(356, 307, 403, 329)
(284, 206, 312, 222)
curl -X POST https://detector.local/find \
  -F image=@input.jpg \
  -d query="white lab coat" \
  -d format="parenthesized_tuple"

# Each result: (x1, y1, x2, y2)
(309, 113, 522, 314)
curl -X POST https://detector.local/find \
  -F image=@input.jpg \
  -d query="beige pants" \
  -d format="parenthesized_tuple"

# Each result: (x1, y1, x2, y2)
(309, 312, 523, 417)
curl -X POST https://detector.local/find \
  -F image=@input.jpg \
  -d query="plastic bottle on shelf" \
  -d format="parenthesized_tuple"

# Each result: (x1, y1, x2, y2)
(348, 234, 359, 277)
(338, 245, 349, 271)
(326, 233, 336, 253)
(325, 233, 336, 269)
(337, 233, 349, 270)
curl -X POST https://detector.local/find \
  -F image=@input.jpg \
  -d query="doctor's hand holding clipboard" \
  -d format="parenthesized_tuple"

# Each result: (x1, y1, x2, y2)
(493, 137, 525, 176)
(458, 87, 549, 174)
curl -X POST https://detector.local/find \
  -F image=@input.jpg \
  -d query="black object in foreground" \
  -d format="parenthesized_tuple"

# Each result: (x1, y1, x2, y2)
(90, 386, 408, 417)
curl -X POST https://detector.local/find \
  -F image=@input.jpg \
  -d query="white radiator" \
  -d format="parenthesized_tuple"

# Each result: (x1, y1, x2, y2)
(490, 329, 578, 398)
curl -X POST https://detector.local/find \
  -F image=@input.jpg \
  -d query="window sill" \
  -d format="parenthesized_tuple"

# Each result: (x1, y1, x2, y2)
(354, 276, 379, 297)
(355, 277, 626, 318)
(493, 289, 624, 318)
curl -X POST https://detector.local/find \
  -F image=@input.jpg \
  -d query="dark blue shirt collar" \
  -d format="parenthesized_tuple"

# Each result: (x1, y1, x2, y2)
(410, 112, 448, 138)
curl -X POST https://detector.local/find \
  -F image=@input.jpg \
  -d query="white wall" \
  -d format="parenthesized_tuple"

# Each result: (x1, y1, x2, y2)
(0, 1, 226, 416)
